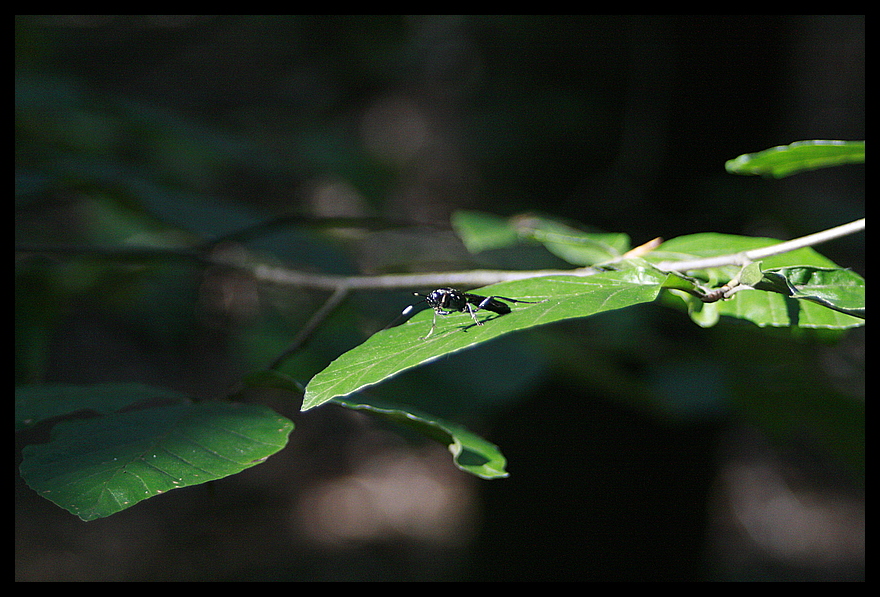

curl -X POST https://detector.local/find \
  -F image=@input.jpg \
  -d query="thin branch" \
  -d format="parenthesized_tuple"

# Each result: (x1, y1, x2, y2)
(16, 218, 864, 292)
(233, 218, 864, 289)
(19, 219, 862, 375)
(244, 262, 599, 292)
(650, 218, 865, 273)
(743, 218, 865, 260)
(266, 286, 350, 370)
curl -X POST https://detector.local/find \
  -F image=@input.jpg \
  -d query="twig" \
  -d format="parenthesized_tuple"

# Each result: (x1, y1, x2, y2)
(18, 218, 863, 376)
(245, 263, 599, 292)
(650, 218, 865, 273)
(266, 286, 350, 370)
(16, 218, 864, 291)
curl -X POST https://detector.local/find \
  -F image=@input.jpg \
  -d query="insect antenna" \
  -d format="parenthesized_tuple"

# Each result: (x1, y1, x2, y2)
(380, 293, 427, 331)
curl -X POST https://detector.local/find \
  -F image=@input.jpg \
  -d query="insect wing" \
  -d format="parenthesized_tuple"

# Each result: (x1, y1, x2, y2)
(465, 294, 511, 315)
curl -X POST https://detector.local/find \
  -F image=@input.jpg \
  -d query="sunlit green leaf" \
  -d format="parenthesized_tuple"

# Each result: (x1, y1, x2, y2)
(725, 140, 864, 178)
(755, 266, 865, 319)
(509, 213, 630, 265)
(452, 210, 630, 265)
(451, 210, 519, 253)
(647, 233, 864, 329)
(303, 264, 667, 409)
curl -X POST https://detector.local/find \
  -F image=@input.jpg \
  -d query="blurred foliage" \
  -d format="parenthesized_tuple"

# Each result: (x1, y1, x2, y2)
(16, 12, 864, 468)
(15, 16, 863, 580)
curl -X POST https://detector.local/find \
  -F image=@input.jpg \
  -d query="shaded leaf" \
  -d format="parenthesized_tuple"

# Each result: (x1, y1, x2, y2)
(713, 288, 862, 330)
(20, 402, 294, 521)
(334, 397, 509, 479)
(15, 383, 188, 431)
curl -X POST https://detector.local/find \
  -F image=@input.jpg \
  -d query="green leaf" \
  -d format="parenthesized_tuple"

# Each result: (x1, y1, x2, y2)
(15, 383, 189, 431)
(647, 233, 865, 329)
(725, 140, 865, 178)
(451, 210, 631, 265)
(511, 213, 631, 265)
(334, 397, 509, 479)
(450, 210, 519, 253)
(303, 264, 667, 409)
(19, 402, 294, 521)
(736, 261, 765, 287)
(713, 288, 862, 330)
(755, 266, 865, 319)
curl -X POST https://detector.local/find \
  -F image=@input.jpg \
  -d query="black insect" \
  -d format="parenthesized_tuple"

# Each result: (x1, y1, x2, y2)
(402, 287, 539, 339)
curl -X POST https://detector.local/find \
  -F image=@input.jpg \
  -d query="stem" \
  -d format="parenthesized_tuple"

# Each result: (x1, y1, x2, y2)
(266, 286, 350, 370)
(16, 218, 864, 290)
(650, 218, 865, 273)
(245, 263, 599, 292)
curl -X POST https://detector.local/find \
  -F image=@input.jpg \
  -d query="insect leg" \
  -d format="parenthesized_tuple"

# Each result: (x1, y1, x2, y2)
(464, 302, 484, 325)
(421, 310, 439, 340)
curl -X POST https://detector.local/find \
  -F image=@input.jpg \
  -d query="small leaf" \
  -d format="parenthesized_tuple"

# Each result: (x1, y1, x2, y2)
(511, 213, 630, 265)
(451, 210, 631, 265)
(20, 402, 294, 521)
(736, 261, 765, 287)
(334, 397, 509, 479)
(450, 210, 519, 253)
(755, 266, 865, 319)
(725, 140, 865, 178)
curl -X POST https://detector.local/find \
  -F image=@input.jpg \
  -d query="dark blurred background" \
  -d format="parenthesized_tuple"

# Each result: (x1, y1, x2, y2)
(16, 16, 863, 581)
